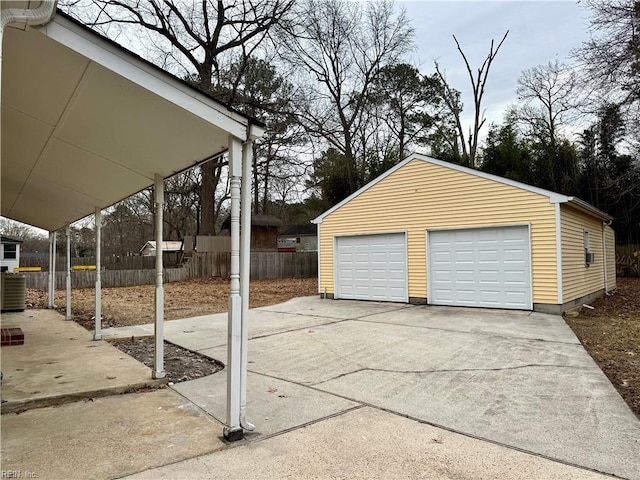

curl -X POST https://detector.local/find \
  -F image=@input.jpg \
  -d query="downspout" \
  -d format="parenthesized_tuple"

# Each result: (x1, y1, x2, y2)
(0, 1, 57, 164)
(602, 219, 612, 293)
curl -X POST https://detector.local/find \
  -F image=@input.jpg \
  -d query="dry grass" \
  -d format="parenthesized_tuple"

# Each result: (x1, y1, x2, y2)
(27, 277, 318, 327)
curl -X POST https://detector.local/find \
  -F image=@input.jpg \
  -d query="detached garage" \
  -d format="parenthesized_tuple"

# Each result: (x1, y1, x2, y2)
(312, 154, 616, 314)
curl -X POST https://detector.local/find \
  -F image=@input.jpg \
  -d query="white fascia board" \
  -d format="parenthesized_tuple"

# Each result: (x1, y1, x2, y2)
(248, 123, 266, 141)
(38, 16, 249, 140)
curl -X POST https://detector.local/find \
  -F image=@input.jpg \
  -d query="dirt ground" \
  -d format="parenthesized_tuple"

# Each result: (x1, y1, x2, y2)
(564, 277, 640, 417)
(27, 277, 318, 328)
(109, 337, 223, 384)
(26, 277, 317, 383)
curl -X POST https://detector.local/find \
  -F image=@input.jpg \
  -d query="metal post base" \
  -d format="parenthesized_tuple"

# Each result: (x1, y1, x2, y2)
(223, 426, 244, 442)
(152, 370, 166, 380)
(93, 334, 102, 341)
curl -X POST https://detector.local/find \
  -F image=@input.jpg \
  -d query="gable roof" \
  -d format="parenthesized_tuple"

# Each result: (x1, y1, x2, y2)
(139, 241, 183, 254)
(311, 153, 612, 224)
(222, 213, 283, 229)
(1, 236, 23, 244)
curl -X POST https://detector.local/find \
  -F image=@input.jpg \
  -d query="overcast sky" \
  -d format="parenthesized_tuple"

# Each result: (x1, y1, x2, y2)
(399, 0, 591, 131)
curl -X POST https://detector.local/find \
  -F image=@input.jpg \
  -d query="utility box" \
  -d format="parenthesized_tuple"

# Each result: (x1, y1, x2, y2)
(1, 273, 27, 312)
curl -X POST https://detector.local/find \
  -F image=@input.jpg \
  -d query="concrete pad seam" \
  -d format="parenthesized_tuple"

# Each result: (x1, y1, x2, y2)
(352, 317, 582, 346)
(349, 305, 417, 321)
(369, 405, 626, 480)
(251, 309, 346, 321)
(168, 384, 226, 428)
(243, 404, 366, 444)
(192, 319, 352, 356)
(242, 318, 350, 343)
(309, 363, 592, 387)
(112, 441, 226, 480)
(196, 343, 226, 353)
(248, 370, 625, 480)
(113, 405, 367, 480)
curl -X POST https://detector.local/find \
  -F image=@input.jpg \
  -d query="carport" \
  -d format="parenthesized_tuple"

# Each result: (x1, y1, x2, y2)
(1, 1, 258, 440)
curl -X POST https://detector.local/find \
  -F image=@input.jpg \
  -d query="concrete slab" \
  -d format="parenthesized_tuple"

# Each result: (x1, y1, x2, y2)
(319, 366, 640, 480)
(358, 305, 580, 344)
(1, 389, 224, 480)
(126, 406, 612, 480)
(202, 320, 591, 386)
(194, 303, 640, 480)
(172, 371, 359, 438)
(0, 310, 161, 413)
(102, 309, 340, 353)
(256, 295, 411, 319)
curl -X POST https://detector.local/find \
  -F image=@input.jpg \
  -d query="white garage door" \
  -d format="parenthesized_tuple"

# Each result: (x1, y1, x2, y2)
(336, 233, 407, 302)
(428, 226, 532, 310)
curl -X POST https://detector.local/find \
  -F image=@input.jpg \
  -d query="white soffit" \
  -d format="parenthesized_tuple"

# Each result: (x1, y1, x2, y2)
(1, 12, 254, 232)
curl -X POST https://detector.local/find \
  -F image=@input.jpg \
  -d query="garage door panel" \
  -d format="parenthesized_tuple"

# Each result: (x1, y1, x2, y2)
(429, 226, 531, 310)
(336, 233, 407, 303)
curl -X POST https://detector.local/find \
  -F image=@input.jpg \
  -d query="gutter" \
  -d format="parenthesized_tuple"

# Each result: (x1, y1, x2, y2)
(564, 197, 613, 221)
(1, 1, 57, 31)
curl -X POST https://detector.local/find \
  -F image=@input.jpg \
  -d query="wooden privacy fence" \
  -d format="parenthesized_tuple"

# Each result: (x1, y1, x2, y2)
(24, 267, 190, 290)
(23, 251, 317, 289)
(185, 251, 317, 280)
(20, 255, 158, 271)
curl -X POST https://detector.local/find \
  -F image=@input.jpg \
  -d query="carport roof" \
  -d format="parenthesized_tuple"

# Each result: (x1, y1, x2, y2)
(1, 8, 263, 233)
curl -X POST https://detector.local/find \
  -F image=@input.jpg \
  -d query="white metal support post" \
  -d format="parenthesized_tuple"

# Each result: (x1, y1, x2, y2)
(153, 174, 166, 379)
(47, 232, 54, 308)
(239, 139, 255, 432)
(224, 136, 244, 442)
(66, 225, 71, 320)
(94, 208, 102, 340)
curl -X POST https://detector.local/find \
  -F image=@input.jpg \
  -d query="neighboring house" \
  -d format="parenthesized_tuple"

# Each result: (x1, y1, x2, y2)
(1, 237, 22, 272)
(139, 240, 183, 257)
(312, 154, 616, 314)
(221, 214, 283, 252)
(278, 225, 318, 252)
(183, 235, 231, 253)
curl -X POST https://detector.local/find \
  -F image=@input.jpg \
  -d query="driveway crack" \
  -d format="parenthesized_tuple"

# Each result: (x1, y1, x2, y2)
(352, 318, 581, 346)
(312, 363, 588, 386)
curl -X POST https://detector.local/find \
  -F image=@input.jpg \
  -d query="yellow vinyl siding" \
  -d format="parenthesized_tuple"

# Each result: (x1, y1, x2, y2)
(319, 158, 558, 304)
(604, 225, 616, 291)
(560, 205, 605, 302)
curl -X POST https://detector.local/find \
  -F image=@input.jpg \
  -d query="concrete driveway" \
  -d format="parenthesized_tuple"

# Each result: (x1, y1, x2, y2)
(113, 297, 640, 480)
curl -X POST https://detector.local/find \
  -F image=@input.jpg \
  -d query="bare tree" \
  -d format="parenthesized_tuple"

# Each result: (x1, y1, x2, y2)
(573, 0, 640, 108)
(516, 60, 578, 147)
(432, 31, 509, 168)
(281, 0, 414, 193)
(63, 0, 296, 234)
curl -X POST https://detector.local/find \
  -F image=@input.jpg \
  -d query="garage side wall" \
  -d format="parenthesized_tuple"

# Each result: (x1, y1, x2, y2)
(560, 205, 605, 304)
(318, 159, 559, 304)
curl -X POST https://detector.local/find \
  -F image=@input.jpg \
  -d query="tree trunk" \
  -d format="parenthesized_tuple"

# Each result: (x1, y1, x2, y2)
(200, 162, 216, 235)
